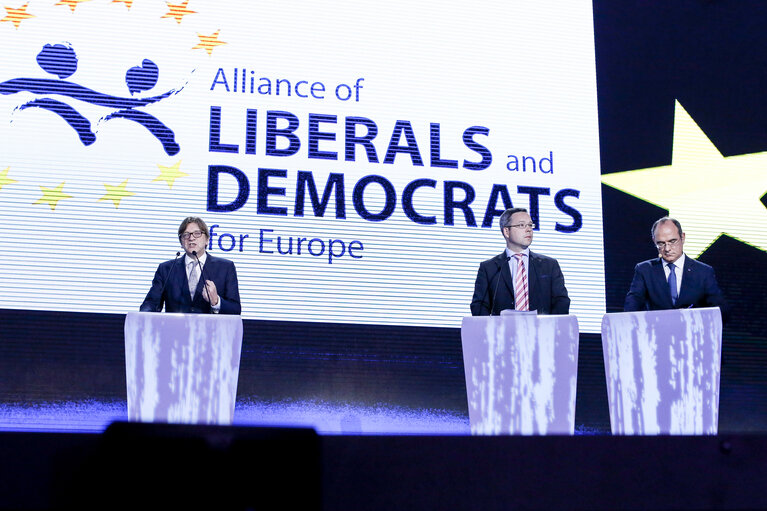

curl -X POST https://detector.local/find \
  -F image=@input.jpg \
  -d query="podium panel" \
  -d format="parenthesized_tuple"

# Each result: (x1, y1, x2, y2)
(601, 307, 722, 435)
(124, 311, 243, 425)
(461, 314, 579, 435)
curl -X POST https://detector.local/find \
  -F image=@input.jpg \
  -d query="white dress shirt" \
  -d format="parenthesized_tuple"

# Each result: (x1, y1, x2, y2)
(184, 252, 221, 312)
(506, 247, 530, 285)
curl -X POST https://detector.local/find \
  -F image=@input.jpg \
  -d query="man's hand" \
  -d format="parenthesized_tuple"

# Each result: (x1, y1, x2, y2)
(201, 280, 219, 306)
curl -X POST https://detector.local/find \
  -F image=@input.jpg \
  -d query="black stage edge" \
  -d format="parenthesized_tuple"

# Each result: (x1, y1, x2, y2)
(2, 424, 767, 511)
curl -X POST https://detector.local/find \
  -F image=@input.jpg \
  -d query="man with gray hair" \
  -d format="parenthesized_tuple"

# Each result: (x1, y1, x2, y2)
(470, 207, 570, 315)
(624, 216, 727, 318)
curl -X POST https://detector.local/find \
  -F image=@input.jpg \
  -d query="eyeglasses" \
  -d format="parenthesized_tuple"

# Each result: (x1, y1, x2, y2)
(505, 223, 535, 230)
(180, 230, 204, 241)
(655, 238, 680, 249)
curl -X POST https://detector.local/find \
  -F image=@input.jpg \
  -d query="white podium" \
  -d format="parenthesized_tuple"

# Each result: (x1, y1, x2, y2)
(601, 307, 723, 435)
(124, 311, 243, 425)
(461, 313, 579, 435)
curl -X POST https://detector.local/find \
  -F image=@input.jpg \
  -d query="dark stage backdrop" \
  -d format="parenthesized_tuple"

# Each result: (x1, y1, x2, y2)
(597, 0, 767, 431)
(1, 1, 766, 433)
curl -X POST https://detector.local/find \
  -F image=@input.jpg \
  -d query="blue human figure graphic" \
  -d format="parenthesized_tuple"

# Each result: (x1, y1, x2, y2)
(125, 59, 159, 94)
(101, 59, 180, 155)
(36, 43, 78, 79)
(0, 43, 182, 155)
(16, 44, 96, 145)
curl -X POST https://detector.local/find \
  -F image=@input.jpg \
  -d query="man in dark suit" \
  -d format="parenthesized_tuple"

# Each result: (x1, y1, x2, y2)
(140, 216, 241, 314)
(624, 217, 727, 319)
(471, 207, 570, 315)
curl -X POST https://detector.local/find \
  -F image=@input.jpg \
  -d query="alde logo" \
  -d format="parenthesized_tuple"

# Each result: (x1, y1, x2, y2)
(0, 43, 182, 155)
(0, 0, 226, 211)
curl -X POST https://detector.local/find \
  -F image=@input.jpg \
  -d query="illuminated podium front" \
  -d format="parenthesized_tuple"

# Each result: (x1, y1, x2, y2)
(461, 312, 580, 435)
(601, 307, 723, 435)
(124, 311, 243, 425)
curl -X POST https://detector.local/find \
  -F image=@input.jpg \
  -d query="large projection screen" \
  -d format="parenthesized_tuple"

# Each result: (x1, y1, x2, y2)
(0, 0, 604, 331)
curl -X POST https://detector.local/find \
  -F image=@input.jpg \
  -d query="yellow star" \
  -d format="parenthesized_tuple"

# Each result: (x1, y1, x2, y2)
(161, 0, 195, 24)
(603, 100, 767, 257)
(34, 182, 73, 211)
(153, 160, 188, 189)
(55, 0, 92, 13)
(112, 0, 132, 8)
(192, 30, 227, 56)
(98, 179, 135, 208)
(0, 168, 18, 191)
(1, 3, 35, 29)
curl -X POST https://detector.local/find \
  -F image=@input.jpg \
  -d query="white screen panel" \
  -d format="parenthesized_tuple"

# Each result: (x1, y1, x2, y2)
(0, 0, 605, 331)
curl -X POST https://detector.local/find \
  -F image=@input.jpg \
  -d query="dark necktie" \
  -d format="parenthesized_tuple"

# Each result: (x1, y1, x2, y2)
(668, 262, 678, 305)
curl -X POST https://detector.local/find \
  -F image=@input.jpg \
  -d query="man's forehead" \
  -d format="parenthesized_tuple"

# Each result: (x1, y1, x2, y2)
(510, 212, 531, 222)
(655, 221, 681, 238)
(184, 223, 201, 233)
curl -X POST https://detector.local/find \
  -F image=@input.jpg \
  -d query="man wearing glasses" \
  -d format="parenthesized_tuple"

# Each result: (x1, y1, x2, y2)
(624, 216, 726, 316)
(140, 216, 241, 314)
(470, 207, 570, 315)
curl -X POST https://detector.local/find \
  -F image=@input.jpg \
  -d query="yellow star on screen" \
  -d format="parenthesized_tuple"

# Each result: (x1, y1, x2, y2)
(602, 100, 767, 257)
(99, 179, 135, 208)
(34, 182, 73, 211)
(112, 0, 132, 8)
(0, 168, 18, 191)
(55, 0, 92, 13)
(162, 0, 195, 24)
(192, 30, 227, 56)
(1, 3, 35, 29)
(153, 160, 188, 189)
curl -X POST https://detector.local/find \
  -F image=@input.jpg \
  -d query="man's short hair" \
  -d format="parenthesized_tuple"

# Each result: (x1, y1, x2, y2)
(651, 216, 683, 242)
(499, 207, 528, 232)
(178, 216, 209, 239)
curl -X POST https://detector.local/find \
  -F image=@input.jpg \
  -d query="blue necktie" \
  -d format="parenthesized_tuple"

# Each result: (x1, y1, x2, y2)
(668, 262, 678, 305)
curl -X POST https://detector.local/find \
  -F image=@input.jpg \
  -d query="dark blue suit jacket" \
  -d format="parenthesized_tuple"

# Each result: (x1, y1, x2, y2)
(624, 256, 728, 320)
(140, 254, 241, 314)
(470, 251, 570, 316)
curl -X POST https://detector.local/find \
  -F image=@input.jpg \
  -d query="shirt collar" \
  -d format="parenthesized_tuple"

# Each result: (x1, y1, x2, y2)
(506, 247, 530, 259)
(185, 251, 208, 266)
(664, 253, 685, 269)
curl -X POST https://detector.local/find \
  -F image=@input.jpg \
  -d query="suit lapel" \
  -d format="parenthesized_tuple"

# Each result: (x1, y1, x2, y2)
(169, 257, 191, 306)
(190, 256, 211, 301)
(677, 256, 695, 304)
(180, 257, 195, 304)
(527, 251, 539, 310)
(501, 250, 535, 307)
(497, 252, 514, 299)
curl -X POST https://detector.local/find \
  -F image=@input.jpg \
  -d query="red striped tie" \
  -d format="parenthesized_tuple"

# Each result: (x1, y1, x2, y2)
(514, 253, 529, 311)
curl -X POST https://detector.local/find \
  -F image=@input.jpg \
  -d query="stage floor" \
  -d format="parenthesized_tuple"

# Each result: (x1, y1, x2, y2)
(2, 424, 766, 510)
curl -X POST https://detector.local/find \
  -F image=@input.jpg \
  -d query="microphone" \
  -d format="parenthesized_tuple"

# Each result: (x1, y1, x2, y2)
(488, 255, 511, 315)
(156, 251, 181, 312)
